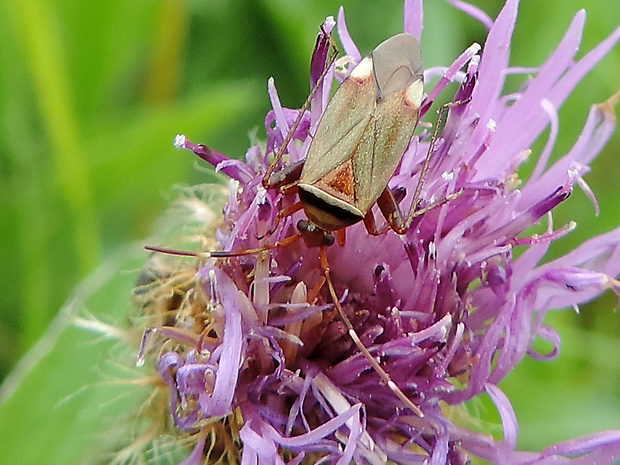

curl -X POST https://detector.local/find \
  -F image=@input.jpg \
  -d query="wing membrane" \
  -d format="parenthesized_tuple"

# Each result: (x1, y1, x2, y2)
(355, 90, 420, 213)
(301, 69, 376, 186)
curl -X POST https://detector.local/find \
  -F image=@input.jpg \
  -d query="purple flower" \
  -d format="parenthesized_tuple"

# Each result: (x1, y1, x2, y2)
(138, 1, 620, 463)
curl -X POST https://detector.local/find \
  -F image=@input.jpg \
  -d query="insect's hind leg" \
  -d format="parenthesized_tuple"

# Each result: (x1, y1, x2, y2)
(378, 99, 470, 235)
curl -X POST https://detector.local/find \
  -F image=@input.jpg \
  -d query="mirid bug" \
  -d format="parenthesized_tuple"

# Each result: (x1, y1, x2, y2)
(264, 33, 427, 249)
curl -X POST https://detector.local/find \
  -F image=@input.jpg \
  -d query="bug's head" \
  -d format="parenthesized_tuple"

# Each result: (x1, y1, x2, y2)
(297, 219, 335, 248)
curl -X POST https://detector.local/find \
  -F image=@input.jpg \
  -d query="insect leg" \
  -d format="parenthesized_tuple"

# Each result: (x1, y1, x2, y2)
(145, 233, 303, 259)
(378, 99, 469, 235)
(259, 159, 305, 238)
(318, 247, 424, 418)
(263, 159, 305, 191)
(375, 187, 406, 234)
(404, 101, 459, 228)
(262, 32, 339, 189)
(336, 228, 346, 247)
(376, 182, 462, 235)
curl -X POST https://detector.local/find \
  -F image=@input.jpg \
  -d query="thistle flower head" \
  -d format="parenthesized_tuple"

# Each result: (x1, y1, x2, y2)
(137, 1, 620, 463)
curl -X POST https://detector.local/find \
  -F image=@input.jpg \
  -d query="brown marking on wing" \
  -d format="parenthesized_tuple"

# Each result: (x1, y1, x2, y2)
(323, 159, 356, 199)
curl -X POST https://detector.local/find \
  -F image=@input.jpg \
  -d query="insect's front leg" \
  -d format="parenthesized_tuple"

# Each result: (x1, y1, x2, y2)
(318, 246, 424, 418)
(260, 159, 306, 238)
(261, 31, 338, 190)
(262, 159, 305, 191)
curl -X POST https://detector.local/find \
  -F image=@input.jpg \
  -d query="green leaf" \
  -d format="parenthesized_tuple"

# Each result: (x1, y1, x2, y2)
(0, 246, 149, 464)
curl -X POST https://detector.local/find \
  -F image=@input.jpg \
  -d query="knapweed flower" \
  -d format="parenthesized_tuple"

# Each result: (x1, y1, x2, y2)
(135, 0, 620, 463)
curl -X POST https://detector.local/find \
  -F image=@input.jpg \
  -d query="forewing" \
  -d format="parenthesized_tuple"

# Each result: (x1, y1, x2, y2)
(354, 89, 421, 213)
(354, 34, 424, 213)
(300, 57, 377, 186)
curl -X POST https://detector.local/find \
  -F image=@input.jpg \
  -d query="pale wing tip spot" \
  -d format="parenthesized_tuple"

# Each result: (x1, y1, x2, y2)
(405, 79, 424, 107)
(350, 56, 373, 80)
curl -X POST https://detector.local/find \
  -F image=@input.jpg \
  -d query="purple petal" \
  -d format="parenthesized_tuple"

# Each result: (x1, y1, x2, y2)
(473, 10, 585, 181)
(486, 383, 518, 450)
(548, 22, 620, 112)
(336, 7, 361, 62)
(199, 268, 244, 417)
(465, 0, 519, 158)
(447, 0, 494, 30)
(175, 134, 253, 182)
(403, 0, 424, 41)
(179, 436, 208, 465)
(542, 431, 620, 460)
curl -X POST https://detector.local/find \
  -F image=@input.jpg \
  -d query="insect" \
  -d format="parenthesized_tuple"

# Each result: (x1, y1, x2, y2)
(264, 33, 431, 249)
(150, 31, 462, 418)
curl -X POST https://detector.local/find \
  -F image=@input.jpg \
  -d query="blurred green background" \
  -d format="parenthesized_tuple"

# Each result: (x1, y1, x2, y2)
(0, 0, 618, 463)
